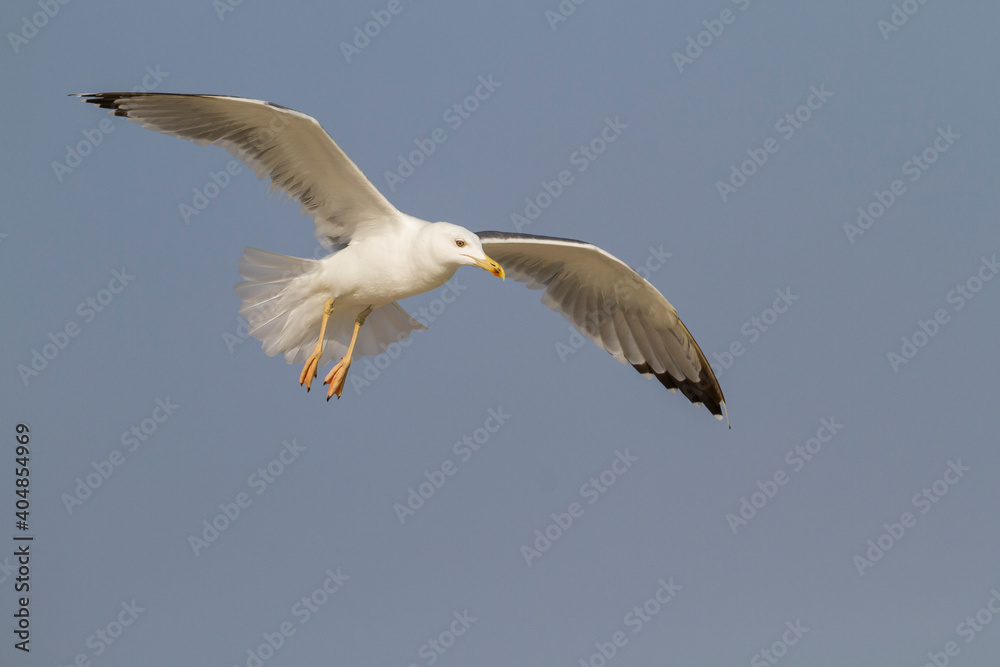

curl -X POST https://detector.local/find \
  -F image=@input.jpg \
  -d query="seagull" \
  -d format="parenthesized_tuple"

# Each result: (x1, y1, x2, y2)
(77, 92, 727, 422)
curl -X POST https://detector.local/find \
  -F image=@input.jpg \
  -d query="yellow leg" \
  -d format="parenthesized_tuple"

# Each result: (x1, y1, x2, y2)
(324, 306, 373, 400)
(299, 298, 334, 392)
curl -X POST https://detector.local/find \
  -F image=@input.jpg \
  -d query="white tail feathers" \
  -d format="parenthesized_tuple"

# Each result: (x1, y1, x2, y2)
(234, 248, 427, 366)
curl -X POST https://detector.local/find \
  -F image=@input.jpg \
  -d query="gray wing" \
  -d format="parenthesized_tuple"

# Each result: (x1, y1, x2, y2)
(478, 231, 726, 421)
(77, 92, 400, 248)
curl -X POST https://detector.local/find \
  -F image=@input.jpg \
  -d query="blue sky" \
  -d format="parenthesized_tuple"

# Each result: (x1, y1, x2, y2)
(2, 1, 999, 665)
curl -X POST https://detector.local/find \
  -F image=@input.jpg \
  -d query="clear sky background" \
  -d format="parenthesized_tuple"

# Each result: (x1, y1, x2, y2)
(2, 1, 999, 665)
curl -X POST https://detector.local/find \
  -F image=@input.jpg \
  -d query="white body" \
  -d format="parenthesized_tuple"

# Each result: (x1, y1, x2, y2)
(235, 215, 483, 365)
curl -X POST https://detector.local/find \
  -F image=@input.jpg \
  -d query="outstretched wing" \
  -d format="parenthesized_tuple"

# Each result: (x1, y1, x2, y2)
(77, 92, 400, 248)
(478, 231, 726, 421)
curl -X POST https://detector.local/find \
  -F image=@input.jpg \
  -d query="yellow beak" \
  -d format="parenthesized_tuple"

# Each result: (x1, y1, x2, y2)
(474, 255, 505, 280)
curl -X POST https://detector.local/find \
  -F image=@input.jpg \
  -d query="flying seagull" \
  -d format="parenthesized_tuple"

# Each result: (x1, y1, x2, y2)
(77, 92, 727, 421)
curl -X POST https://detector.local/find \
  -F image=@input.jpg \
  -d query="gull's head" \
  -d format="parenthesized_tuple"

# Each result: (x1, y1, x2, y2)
(430, 222, 504, 279)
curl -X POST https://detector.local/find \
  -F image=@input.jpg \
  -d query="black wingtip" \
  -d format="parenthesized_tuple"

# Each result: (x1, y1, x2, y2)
(632, 361, 725, 419)
(629, 319, 727, 423)
(73, 92, 138, 116)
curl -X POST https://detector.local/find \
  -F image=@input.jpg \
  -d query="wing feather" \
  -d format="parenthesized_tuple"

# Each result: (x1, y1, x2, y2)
(597, 299, 622, 357)
(76, 92, 400, 248)
(478, 231, 726, 420)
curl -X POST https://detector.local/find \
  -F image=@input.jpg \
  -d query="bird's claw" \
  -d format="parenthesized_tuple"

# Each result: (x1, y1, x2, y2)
(299, 352, 321, 391)
(324, 360, 351, 401)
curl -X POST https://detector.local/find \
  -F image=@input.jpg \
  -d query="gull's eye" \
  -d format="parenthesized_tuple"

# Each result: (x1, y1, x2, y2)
(455, 239, 466, 248)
